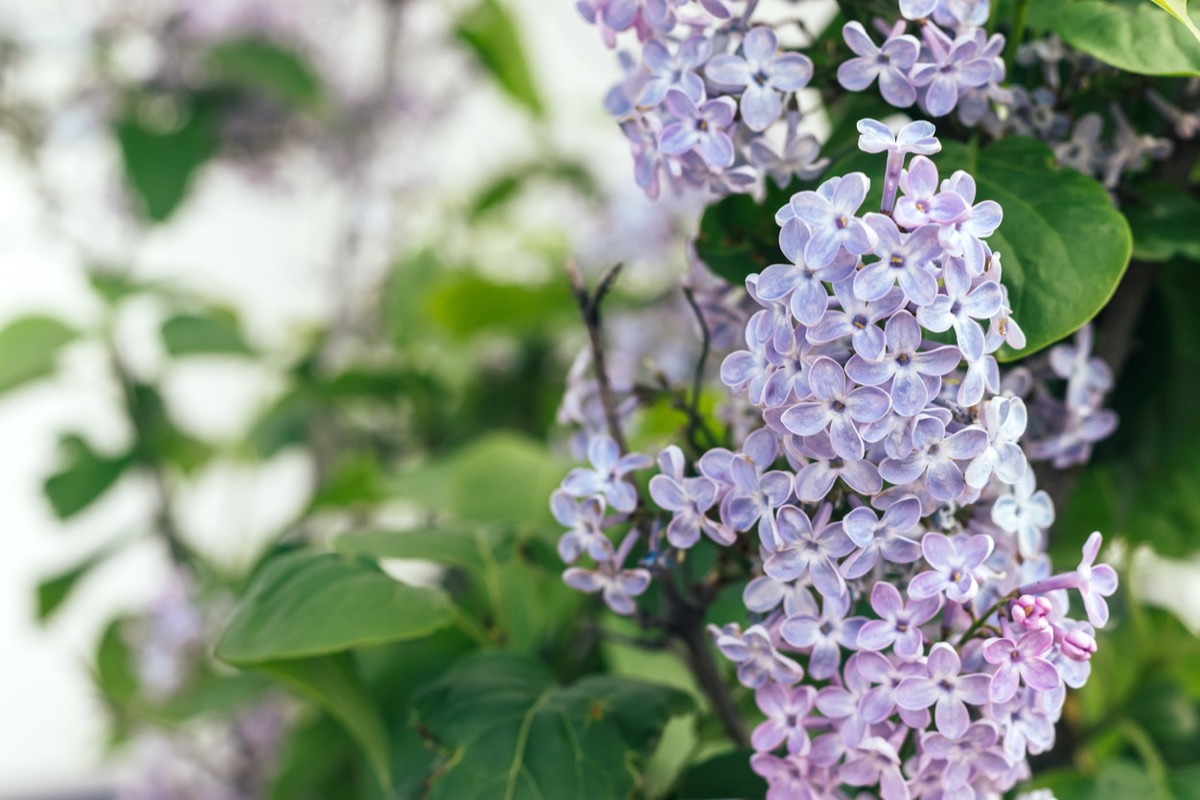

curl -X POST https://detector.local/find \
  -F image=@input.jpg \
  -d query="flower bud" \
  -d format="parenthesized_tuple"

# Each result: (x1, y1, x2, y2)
(1010, 594, 1052, 631)
(1060, 629, 1097, 661)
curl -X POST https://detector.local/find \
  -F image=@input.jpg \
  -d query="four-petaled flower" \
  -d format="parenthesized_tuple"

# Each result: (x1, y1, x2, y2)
(765, 504, 856, 597)
(705, 27, 814, 132)
(845, 310, 963, 416)
(908, 531, 995, 602)
(561, 435, 653, 513)
(857, 581, 942, 660)
(786, 173, 878, 268)
(895, 642, 991, 737)
(838, 22, 920, 107)
(752, 683, 818, 755)
(781, 356, 892, 461)
(659, 88, 738, 168)
(711, 622, 804, 688)
(982, 629, 1062, 703)
(562, 531, 652, 616)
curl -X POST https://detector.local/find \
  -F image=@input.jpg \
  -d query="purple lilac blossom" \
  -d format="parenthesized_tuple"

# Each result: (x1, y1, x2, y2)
(705, 27, 814, 132)
(554, 106, 1120, 799)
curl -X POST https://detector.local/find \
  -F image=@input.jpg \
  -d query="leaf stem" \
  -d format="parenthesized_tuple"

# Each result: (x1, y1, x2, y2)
(1005, 0, 1031, 75)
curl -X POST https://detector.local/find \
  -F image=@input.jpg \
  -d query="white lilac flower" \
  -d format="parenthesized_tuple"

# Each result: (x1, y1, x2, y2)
(991, 468, 1054, 558)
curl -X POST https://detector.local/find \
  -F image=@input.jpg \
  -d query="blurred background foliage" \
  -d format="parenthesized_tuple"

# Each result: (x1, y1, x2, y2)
(0, 0, 1198, 798)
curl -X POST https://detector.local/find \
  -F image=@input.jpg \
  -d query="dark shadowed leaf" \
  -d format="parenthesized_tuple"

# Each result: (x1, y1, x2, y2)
(207, 38, 324, 109)
(412, 652, 692, 800)
(1125, 183, 1200, 262)
(258, 653, 393, 794)
(676, 750, 766, 799)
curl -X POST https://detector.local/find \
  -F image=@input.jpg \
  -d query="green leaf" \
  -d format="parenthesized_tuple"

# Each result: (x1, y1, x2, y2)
(36, 539, 126, 622)
(1054, 0, 1200, 76)
(216, 550, 455, 665)
(694, 180, 793, 286)
(392, 431, 567, 528)
(427, 274, 574, 339)
(115, 98, 220, 222)
(0, 315, 76, 395)
(676, 750, 766, 799)
(456, 0, 544, 117)
(412, 652, 693, 800)
(1125, 183, 1200, 262)
(258, 653, 394, 794)
(161, 310, 254, 356)
(207, 38, 324, 109)
(334, 527, 515, 572)
(805, 138, 1131, 359)
(1150, 0, 1200, 45)
(43, 434, 134, 519)
(95, 617, 139, 708)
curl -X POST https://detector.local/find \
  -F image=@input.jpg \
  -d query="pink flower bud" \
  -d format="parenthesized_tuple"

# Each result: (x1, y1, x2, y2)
(1010, 594, 1052, 631)
(1060, 629, 1097, 661)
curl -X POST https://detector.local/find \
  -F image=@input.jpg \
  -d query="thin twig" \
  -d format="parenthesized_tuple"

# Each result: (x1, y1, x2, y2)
(682, 287, 714, 454)
(567, 260, 629, 453)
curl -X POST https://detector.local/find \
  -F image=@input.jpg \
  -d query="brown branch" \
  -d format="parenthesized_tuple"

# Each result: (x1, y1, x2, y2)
(567, 260, 629, 453)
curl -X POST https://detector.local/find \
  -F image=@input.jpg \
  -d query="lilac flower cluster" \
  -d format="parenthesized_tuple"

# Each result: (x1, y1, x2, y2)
(1011, 324, 1119, 469)
(579, 0, 829, 198)
(837, 0, 1009, 123)
(995, 38, 1177, 193)
(553, 118, 1119, 799)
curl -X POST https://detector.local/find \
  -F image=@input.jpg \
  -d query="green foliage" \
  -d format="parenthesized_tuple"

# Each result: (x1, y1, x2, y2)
(0, 315, 76, 395)
(392, 431, 567, 528)
(412, 652, 693, 800)
(115, 98, 220, 222)
(456, 0, 544, 117)
(161, 310, 254, 356)
(1150, 0, 1200, 46)
(1125, 184, 1200, 262)
(698, 137, 1133, 359)
(334, 527, 515, 572)
(257, 654, 395, 794)
(427, 275, 575, 339)
(36, 539, 125, 622)
(1058, 263, 1200, 558)
(216, 550, 454, 664)
(1047, 0, 1200, 76)
(43, 434, 134, 519)
(206, 38, 324, 110)
(674, 750, 765, 799)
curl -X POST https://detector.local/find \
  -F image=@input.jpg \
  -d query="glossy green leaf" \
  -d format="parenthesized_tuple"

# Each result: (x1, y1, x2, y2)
(207, 38, 324, 109)
(412, 652, 693, 800)
(161, 310, 253, 356)
(741, 137, 1132, 360)
(258, 653, 393, 794)
(115, 99, 219, 222)
(43, 434, 134, 519)
(0, 315, 76, 395)
(694, 180, 793, 286)
(392, 432, 567, 528)
(1125, 183, 1200, 262)
(456, 0, 544, 116)
(216, 550, 454, 665)
(1054, 0, 1200, 76)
